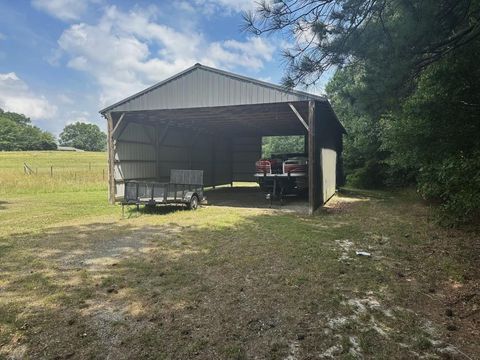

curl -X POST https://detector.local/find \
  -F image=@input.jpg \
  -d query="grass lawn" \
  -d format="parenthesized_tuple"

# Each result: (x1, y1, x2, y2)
(0, 151, 107, 195)
(0, 152, 478, 359)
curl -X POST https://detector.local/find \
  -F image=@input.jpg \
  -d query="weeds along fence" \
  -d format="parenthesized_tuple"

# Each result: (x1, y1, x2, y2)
(23, 162, 106, 180)
(0, 162, 108, 195)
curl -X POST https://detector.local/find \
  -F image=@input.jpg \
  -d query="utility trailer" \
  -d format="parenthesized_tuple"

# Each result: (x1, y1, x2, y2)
(122, 169, 204, 214)
(254, 172, 308, 206)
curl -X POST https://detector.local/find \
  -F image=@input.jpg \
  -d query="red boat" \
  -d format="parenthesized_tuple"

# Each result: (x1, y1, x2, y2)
(255, 158, 283, 174)
(254, 153, 308, 197)
(282, 156, 307, 175)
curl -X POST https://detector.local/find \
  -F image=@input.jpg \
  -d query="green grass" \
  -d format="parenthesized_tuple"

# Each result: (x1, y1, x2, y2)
(0, 151, 107, 194)
(0, 151, 478, 359)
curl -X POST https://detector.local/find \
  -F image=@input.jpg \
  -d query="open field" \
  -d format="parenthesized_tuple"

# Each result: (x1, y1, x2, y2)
(0, 152, 478, 359)
(0, 151, 107, 195)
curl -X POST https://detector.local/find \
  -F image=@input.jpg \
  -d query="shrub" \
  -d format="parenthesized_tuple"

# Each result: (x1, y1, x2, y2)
(418, 152, 480, 225)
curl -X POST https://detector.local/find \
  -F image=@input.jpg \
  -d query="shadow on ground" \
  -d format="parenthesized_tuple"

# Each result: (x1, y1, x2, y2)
(0, 191, 478, 359)
(206, 186, 310, 213)
(0, 200, 9, 211)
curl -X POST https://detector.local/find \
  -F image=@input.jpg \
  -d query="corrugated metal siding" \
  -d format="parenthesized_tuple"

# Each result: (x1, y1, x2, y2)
(115, 142, 154, 161)
(232, 137, 261, 182)
(113, 122, 156, 185)
(114, 162, 155, 181)
(321, 148, 337, 203)
(109, 67, 313, 113)
(113, 120, 237, 197)
(212, 139, 231, 185)
(118, 122, 152, 142)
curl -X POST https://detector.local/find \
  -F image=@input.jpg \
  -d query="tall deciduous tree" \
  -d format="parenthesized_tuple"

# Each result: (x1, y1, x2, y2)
(0, 109, 57, 151)
(262, 136, 305, 157)
(59, 122, 107, 152)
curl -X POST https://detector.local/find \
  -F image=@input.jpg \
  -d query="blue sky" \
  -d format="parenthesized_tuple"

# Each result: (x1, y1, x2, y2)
(0, 0, 330, 135)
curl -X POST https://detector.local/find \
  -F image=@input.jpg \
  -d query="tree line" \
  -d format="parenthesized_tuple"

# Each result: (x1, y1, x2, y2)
(246, 0, 480, 223)
(0, 109, 107, 152)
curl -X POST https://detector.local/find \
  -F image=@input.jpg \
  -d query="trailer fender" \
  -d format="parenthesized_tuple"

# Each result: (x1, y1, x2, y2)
(183, 191, 198, 202)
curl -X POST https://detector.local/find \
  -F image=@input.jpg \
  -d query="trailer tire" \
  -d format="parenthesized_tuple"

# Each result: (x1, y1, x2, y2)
(187, 195, 199, 210)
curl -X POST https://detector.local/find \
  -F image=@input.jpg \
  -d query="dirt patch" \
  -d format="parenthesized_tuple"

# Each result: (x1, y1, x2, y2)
(205, 186, 309, 214)
(335, 239, 354, 261)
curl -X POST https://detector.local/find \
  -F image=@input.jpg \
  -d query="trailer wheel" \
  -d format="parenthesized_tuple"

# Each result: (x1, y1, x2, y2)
(187, 195, 199, 210)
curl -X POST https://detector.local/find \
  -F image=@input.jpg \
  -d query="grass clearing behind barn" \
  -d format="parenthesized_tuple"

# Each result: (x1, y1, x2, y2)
(0, 151, 478, 359)
(0, 151, 107, 195)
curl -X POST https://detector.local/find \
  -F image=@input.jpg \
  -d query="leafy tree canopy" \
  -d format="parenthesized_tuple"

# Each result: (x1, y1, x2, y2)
(59, 122, 107, 152)
(262, 136, 305, 158)
(0, 109, 57, 151)
(247, 0, 480, 223)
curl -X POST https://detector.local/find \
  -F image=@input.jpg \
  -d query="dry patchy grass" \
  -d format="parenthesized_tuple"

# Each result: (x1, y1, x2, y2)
(0, 185, 478, 359)
(0, 151, 107, 195)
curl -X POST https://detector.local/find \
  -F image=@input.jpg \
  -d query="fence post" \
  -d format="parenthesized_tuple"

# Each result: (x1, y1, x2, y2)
(89, 162, 91, 171)
(24, 163, 33, 175)
(50, 166, 53, 177)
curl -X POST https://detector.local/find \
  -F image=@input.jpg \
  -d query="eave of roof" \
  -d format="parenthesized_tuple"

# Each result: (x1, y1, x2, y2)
(99, 63, 327, 114)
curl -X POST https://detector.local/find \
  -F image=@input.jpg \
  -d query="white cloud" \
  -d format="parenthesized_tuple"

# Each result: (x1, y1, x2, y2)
(31, 0, 98, 21)
(66, 110, 93, 125)
(56, 5, 276, 107)
(0, 72, 57, 119)
(192, 0, 259, 14)
(204, 37, 274, 70)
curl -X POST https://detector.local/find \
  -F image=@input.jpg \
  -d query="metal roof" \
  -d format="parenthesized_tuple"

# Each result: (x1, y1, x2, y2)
(100, 63, 326, 114)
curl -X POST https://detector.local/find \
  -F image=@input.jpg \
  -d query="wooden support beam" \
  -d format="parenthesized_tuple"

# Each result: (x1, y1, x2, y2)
(115, 139, 153, 146)
(155, 122, 170, 179)
(212, 139, 216, 188)
(289, 103, 309, 131)
(142, 123, 156, 146)
(114, 159, 155, 163)
(308, 100, 316, 215)
(106, 112, 116, 204)
(111, 112, 125, 138)
(227, 137, 233, 186)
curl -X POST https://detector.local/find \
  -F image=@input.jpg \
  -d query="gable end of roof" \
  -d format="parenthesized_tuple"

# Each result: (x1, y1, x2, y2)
(99, 64, 326, 114)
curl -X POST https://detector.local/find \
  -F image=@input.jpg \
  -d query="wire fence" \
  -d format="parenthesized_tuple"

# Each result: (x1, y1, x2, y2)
(23, 162, 106, 180)
(0, 162, 108, 195)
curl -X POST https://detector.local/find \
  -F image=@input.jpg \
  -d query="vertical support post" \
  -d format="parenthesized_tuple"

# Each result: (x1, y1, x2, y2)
(304, 134, 308, 154)
(187, 131, 195, 171)
(308, 100, 316, 215)
(212, 138, 216, 189)
(155, 122, 170, 181)
(155, 123, 161, 180)
(106, 112, 116, 204)
(228, 138, 234, 187)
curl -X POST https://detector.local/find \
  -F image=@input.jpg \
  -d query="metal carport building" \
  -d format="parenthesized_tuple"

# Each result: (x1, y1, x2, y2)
(100, 63, 345, 214)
